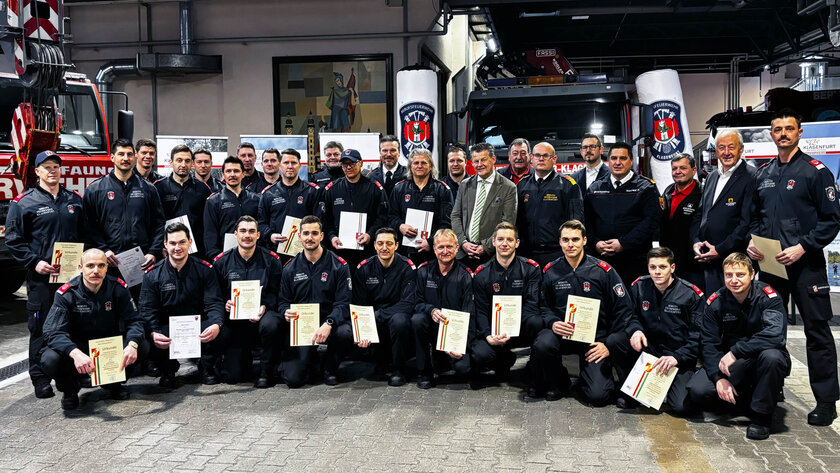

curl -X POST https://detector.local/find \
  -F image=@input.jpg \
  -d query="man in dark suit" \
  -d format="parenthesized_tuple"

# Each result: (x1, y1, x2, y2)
(571, 133, 610, 191)
(451, 143, 518, 270)
(691, 129, 754, 293)
(366, 135, 407, 197)
(498, 138, 534, 185)
(660, 153, 703, 288)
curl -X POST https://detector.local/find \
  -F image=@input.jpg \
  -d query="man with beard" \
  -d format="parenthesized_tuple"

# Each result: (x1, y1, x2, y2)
(193, 149, 224, 193)
(366, 135, 407, 197)
(204, 157, 261, 260)
(571, 133, 610, 191)
(660, 154, 703, 289)
(134, 138, 163, 183)
(498, 138, 534, 185)
(443, 146, 468, 198)
(310, 141, 345, 187)
(154, 144, 212, 255)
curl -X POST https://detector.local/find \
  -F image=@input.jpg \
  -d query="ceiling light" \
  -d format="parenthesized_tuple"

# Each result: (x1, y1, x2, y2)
(571, 15, 589, 20)
(487, 38, 498, 53)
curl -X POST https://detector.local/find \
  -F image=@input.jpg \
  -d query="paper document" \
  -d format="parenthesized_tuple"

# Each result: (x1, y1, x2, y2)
(223, 233, 237, 253)
(491, 295, 521, 337)
(349, 304, 379, 343)
(278, 216, 304, 256)
(166, 216, 198, 254)
(436, 309, 470, 355)
(402, 209, 434, 248)
(564, 295, 600, 344)
(620, 352, 678, 410)
(230, 280, 261, 320)
(338, 211, 367, 250)
(751, 234, 788, 280)
(169, 315, 201, 359)
(50, 242, 84, 284)
(89, 335, 126, 386)
(290, 303, 320, 346)
(115, 246, 146, 288)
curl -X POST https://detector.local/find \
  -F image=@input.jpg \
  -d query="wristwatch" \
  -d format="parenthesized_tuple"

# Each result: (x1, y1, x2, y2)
(128, 341, 139, 349)
(325, 318, 335, 326)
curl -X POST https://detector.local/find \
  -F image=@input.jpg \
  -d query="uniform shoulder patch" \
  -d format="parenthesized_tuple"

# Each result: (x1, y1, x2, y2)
(691, 285, 704, 297)
(309, 182, 320, 189)
(373, 180, 384, 191)
(336, 256, 348, 265)
(405, 258, 416, 270)
(116, 278, 127, 288)
(440, 181, 451, 190)
(526, 259, 539, 268)
(356, 258, 368, 269)
(12, 192, 25, 202)
(396, 179, 406, 186)
(757, 160, 773, 171)
(418, 261, 430, 269)
(810, 159, 826, 170)
(214, 253, 224, 262)
(283, 258, 294, 267)
(474, 264, 486, 275)
(647, 177, 656, 184)
(762, 286, 778, 298)
(325, 181, 336, 190)
(57, 283, 71, 294)
(465, 267, 474, 276)
(563, 175, 577, 185)
(631, 276, 642, 286)
(261, 185, 272, 194)
(72, 190, 83, 199)
(597, 260, 611, 272)
(200, 260, 213, 268)
(269, 251, 280, 259)
(145, 264, 156, 273)
(207, 192, 218, 199)
(706, 292, 719, 305)
(543, 262, 553, 273)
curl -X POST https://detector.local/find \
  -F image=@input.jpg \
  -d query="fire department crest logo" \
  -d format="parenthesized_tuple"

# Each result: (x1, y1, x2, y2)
(613, 284, 626, 297)
(405, 194, 411, 202)
(583, 282, 591, 292)
(107, 191, 115, 200)
(493, 283, 501, 292)
(827, 186, 836, 202)
(523, 194, 530, 203)
(297, 196, 304, 205)
(105, 301, 112, 311)
(786, 179, 795, 190)
(651, 100, 685, 162)
(67, 205, 74, 214)
(321, 272, 328, 282)
(400, 102, 435, 158)
(642, 301, 650, 311)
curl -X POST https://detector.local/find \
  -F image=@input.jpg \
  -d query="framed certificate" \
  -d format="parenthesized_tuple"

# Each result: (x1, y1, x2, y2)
(230, 280, 261, 320)
(349, 304, 379, 343)
(620, 352, 678, 410)
(89, 335, 126, 386)
(290, 303, 320, 346)
(50, 242, 84, 284)
(563, 295, 600, 344)
(491, 295, 521, 337)
(437, 309, 469, 355)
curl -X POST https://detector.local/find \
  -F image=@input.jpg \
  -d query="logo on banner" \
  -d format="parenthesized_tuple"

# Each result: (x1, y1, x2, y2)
(651, 100, 685, 162)
(400, 102, 434, 158)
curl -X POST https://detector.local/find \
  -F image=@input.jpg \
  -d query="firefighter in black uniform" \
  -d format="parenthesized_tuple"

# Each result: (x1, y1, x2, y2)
(614, 247, 704, 413)
(257, 149, 323, 254)
(354, 227, 418, 386)
(411, 228, 475, 389)
(584, 142, 661, 287)
(516, 142, 584, 267)
(140, 222, 228, 387)
(5, 151, 86, 399)
(193, 149, 224, 194)
(213, 216, 284, 387)
(84, 138, 165, 277)
(660, 154, 704, 289)
(238, 142, 265, 191)
(154, 144, 212, 256)
(41, 249, 144, 409)
(309, 141, 345, 187)
(388, 149, 453, 264)
(322, 149, 388, 272)
(135, 138, 163, 183)
(747, 110, 840, 427)
(530, 220, 633, 406)
(204, 156, 260, 260)
(277, 215, 353, 388)
(470, 222, 542, 383)
(687, 253, 790, 440)
(366, 135, 407, 197)
(443, 146, 468, 199)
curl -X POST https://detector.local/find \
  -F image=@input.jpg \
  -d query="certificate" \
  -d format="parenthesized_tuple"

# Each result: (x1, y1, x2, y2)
(115, 246, 146, 288)
(169, 315, 201, 359)
(751, 234, 788, 280)
(436, 309, 470, 355)
(50, 242, 84, 284)
(88, 335, 126, 386)
(338, 211, 367, 250)
(402, 209, 434, 248)
(491, 295, 521, 337)
(166, 216, 198, 254)
(349, 304, 379, 343)
(620, 352, 678, 410)
(223, 233, 238, 252)
(230, 280, 261, 320)
(290, 303, 320, 346)
(278, 216, 304, 256)
(564, 295, 600, 344)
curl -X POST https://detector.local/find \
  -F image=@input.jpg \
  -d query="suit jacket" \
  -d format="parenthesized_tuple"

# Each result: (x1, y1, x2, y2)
(451, 172, 517, 259)
(661, 180, 703, 275)
(366, 163, 407, 197)
(571, 163, 610, 191)
(691, 161, 754, 257)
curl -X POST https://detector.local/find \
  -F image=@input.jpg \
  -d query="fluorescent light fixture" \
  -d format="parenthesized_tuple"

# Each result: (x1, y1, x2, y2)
(590, 123, 603, 134)
(487, 37, 498, 53)
(571, 15, 589, 20)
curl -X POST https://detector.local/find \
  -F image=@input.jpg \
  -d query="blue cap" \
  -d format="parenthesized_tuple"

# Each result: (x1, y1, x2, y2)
(34, 150, 61, 167)
(340, 149, 362, 163)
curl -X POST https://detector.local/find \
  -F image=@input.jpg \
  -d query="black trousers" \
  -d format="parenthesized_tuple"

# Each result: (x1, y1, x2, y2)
(601, 252, 646, 288)
(530, 329, 628, 406)
(219, 311, 281, 383)
(280, 321, 353, 388)
(411, 312, 470, 376)
(701, 264, 725, 296)
(146, 321, 231, 377)
(40, 344, 143, 394)
(687, 349, 790, 416)
(761, 262, 839, 403)
(25, 273, 57, 389)
(373, 312, 413, 374)
(470, 316, 544, 374)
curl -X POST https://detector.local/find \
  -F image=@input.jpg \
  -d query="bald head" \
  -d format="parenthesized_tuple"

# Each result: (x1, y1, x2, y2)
(80, 249, 108, 292)
(81, 248, 107, 265)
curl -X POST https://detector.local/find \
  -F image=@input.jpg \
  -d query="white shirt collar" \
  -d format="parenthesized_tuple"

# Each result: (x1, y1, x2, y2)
(476, 171, 496, 186)
(612, 171, 634, 188)
(718, 158, 743, 177)
(587, 162, 603, 175)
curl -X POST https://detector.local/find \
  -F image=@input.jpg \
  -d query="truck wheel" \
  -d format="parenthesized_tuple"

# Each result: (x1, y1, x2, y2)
(1, 270, 26, 296)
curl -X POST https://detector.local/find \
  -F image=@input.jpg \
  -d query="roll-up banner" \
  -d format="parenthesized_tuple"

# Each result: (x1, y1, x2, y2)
(396, 67, 439, 168)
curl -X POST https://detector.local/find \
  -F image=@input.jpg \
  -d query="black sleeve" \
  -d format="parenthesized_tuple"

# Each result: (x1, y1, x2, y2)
(203, 199, 222, 259)
(700, 302, 727, 383)
(4, 200, 39, 269)
(43, 295, 77, 356)
(202, 266, 226, 328)
(801, 167, 840, 251)
(117, 284, 145, 346)
(473, 274, 491, 338)
(730, 295, 787, 358)
(522, 264, 541, 325)
(84, 189, 108, 252)
(147, 186, 166, 258)
(672, 291, 703, 365)
(625, 282, 645, 337)
(715, 178, 754, 255)
(139, 272, 162, 333)
(329, 262, 352, 325)
(617, 185, 662, 252)
(414, 267, 435, 316)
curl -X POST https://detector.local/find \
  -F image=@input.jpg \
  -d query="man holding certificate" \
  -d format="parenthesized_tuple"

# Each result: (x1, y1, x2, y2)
(278, 215, 354, 387)
(140, 223, 228, 387)
(41, 249, 144, 410)
(203, 156, 261, 260)
(470, 222, 542, 383)
(687, 253, 791, 440)
(322, 148, 388, 272)
(614, 247, 704, 413)
(354, 228, 418, 387)
(530, 220, 633, 405)
(411, 229, 475, 389)
(747, 109, 840, 427)
(257, 148, 324, 258)
(388, 149, 453, 264)
(5, 151, 86, 399)
(213, 216, 284, 387)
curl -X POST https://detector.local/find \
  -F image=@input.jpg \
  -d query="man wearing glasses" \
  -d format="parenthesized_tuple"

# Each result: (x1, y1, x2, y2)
(498, 138, 534, 185)
(571, 133, 610, 191)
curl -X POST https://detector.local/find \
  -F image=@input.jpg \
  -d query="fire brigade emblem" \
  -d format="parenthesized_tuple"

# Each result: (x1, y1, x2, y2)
(493, 283, 500, 292)
(67, 205, 74, 214)
(405, 194, 411, 202)
(297, 196, 304, 205)
(583, 282, 591, 292)
(105, 301, 112, 311)
(642, 301, 650, 311)
(321, 272, 328, 282)
(400, 102, 435, 158)
(786, 179, 796, 190)
(651, 100, 685, 162)
(827, 186, 836, 202)
(107, 191, 115, 200)
(613, 284, 625, 297)
(523, 194, 530, 202)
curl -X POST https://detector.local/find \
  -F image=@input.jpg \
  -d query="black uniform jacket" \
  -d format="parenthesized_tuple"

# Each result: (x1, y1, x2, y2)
(701, 281, 788, 383)
(309, 166, 344, 187)
(154, 175, 212, 252)
(415, 260, 477, 343)
(203, 187, 260, 258)
(660, 180, 703, 274)
(214, 247, 284, 311)
(322, 175, 388, 242)
(584, 172, 662, 254)
(277, 248, 352, 325)
(627, 275, 704, 367)
(84, 171, 165, 256)
(516, 170, 584, 254)
(257, 179, 323, 246)
(354, 254, 417, 321)
(473, 256, 541, 339)
(691, 161, 754, 256)
(540, 255, 632, 343)
(570, 164, 610, 191)
(44, 275, 144, 355)
(367, 163, 407, 196)
(387, 178, 453, 249)
(140, 256, 226, 332)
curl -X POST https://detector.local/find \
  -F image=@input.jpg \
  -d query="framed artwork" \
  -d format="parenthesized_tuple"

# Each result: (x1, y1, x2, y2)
(272, 54, 394, 139)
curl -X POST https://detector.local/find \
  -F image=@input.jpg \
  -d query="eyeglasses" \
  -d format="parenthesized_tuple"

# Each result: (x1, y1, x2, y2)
(341, 161, 359, 168)
(532, 153, 554, 160)
(580, 145, 601, 150)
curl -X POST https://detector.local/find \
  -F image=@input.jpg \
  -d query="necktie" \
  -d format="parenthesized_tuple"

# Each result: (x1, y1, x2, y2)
(615, 180, 621, 188)
(386, 170, 393, 186)
(537, 178, 544, 186)
(470, 180, 487, 242)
